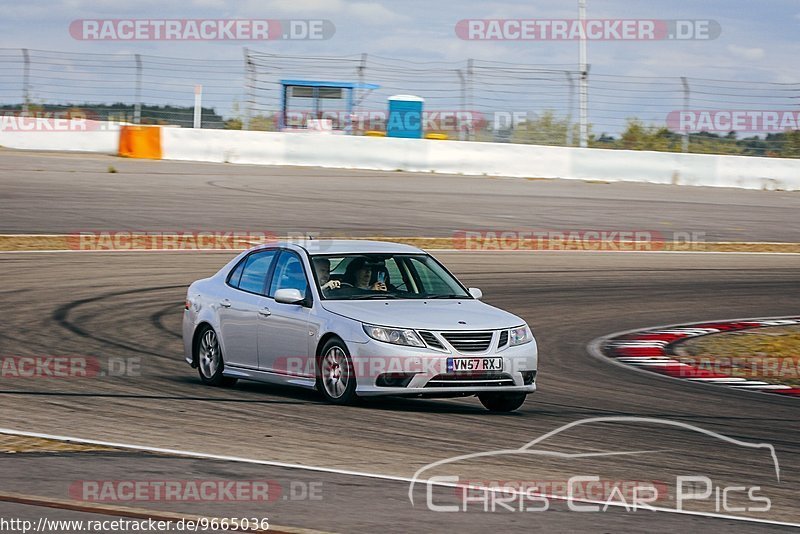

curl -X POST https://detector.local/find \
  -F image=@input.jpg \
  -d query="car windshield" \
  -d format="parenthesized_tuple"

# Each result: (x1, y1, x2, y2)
(310, 253, 471, 300)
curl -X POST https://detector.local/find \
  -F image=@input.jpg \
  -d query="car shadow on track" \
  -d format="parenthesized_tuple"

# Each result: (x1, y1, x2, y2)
(168, 376, 505, 414)
(360, 396, 504, 415)
(0, 388, 310, 405)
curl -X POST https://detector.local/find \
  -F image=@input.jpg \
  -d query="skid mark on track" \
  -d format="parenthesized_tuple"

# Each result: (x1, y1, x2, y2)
(51, 285, 185, 359)
(149, 302, 183, 339)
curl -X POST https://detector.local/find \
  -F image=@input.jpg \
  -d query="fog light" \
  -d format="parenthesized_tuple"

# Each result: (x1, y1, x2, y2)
(522, 371, 537, 385)
(376, 373, 415, 387)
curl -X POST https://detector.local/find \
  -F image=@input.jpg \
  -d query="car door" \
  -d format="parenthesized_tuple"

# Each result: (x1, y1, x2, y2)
(258, 250, 313, 378)
(218, 249, 278, 370)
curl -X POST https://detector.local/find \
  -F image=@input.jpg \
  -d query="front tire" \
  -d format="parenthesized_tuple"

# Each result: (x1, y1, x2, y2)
(316, 338, 358, 405)
(478, 392, 527, 412)
(196, 326, 237, 387)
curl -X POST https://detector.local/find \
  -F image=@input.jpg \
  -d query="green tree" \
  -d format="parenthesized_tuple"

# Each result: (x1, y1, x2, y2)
(779, 130, 800, 158)
(510, 111, 581, 146)
(618, 119, 681, 152)
(249, 114, 276, 131)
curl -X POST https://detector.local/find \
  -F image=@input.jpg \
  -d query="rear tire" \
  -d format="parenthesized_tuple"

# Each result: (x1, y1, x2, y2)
(316, 338, 358, 405)
(478, 392, 527, 412)
(196, 326, 237, 387)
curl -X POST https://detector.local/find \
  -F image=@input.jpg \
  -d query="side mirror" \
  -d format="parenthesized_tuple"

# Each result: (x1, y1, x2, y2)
(468, 287, 483, 300)
(274, 288, 305, 305)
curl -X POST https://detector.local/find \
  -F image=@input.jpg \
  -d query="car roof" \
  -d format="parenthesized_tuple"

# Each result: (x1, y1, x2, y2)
(251, 239, 425, 256)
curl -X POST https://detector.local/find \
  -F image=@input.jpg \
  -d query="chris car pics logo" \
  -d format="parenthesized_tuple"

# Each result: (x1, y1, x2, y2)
(409, 417, 778, 514)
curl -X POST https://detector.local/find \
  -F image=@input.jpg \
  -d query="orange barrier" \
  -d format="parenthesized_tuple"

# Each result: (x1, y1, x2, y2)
(118, 125, 162, 159)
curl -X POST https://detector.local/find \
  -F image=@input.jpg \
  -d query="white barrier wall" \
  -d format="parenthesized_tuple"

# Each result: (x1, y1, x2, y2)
(2, 122, 798, 191)
(160, 128, 573, 176)
(0, 119, 121, 154)
(161, 128, 800, 190)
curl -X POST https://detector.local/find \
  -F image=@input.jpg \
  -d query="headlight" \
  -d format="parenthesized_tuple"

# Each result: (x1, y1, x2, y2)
(509, 325, 533, 346)
(363, 324, 425, 347)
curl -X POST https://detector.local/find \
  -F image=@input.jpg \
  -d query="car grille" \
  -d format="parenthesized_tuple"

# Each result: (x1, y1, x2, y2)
(441, 331, 494, 352)
(498, 330, 509, 347)
(418, 331, 445, 351)
(426, 373, 514, 388)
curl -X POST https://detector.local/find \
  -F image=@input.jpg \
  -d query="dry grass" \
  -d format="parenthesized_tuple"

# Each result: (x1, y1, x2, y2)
(1, 234, 800, 253)
(0, 434, 117, 453)
(675, 326, 800, 387)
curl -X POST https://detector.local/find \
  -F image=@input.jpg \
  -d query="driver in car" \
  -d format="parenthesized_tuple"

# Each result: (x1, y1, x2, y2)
(313, 258, 341, 291)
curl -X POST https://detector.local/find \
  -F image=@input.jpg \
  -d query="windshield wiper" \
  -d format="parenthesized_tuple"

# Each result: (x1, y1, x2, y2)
(351, 294, 400, 300)
(426, 294, 467, 299)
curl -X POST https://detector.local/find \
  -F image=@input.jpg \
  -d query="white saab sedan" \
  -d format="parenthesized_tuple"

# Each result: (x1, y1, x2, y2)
(182, 240, 538, 412)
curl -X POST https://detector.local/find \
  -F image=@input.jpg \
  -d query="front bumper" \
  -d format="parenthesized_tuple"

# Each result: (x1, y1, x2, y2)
(348, 337, 538, 397)
(182, 310, 196, 366)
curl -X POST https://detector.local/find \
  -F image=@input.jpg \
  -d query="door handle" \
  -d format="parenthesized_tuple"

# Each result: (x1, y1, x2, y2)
(258, 307, 272, 317)
(220, 299, 232, 308)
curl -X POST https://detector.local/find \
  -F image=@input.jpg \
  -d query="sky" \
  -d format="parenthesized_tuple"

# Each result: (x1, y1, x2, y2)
(0, 0, 797, 134)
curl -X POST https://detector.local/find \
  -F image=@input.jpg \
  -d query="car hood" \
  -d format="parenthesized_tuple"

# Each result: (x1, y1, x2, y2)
(320, 299, 525, 330)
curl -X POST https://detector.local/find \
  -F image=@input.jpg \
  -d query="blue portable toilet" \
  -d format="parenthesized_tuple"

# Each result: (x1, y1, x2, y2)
(387, 95, 424, 138)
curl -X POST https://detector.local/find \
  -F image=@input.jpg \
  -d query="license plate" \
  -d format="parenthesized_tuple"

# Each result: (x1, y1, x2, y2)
(447, 357, 503, 372)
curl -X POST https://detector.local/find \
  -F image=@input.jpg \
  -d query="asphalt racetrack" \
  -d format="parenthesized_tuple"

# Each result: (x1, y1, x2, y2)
(0, 151, 799, 532)
(1, 149, 799, 241)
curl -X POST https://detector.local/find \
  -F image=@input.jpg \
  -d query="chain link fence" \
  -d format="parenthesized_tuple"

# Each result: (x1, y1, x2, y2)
(1, 47, 798, 157)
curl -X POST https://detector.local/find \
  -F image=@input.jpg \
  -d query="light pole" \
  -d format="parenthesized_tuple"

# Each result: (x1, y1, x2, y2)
(681, 77, 690, 153)
(579, 0, 589, 148)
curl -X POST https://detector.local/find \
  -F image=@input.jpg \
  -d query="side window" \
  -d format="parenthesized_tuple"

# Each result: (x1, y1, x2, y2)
(236, 250, 278, 295)
(269, 251, 308, 297)
(227, 259, 246, 288)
